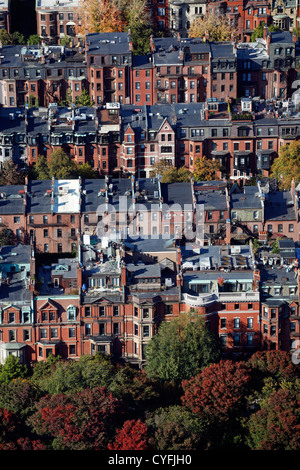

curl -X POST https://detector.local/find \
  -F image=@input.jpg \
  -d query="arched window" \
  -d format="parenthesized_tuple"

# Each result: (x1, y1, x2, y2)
(67, 305, 76, 321)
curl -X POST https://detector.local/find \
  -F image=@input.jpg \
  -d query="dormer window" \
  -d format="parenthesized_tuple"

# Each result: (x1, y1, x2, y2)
(67, 305, 76, 321)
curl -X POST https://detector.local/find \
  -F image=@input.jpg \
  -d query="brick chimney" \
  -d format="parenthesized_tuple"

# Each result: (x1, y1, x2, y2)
(121, 263, 126, 285)
(225, 219, 231, 244)
(150, 35, 155, 53)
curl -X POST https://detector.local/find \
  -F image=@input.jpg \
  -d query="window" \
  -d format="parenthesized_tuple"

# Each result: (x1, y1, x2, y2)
(67, 305, 76, 321)
(14, 217, 20, 224)
(143, 325, 150, 337)
(220, 318, 227, 329)
(234, 317, 240, 328)
(113, 306, 119, 316)
(247, 317, 253, 329)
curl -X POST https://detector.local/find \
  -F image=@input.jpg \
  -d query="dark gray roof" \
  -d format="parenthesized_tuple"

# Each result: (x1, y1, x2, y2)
(270, 31, 293, 44)
(161, 182, 193, 207)
(0, 244, 31, 265)
(231, 186, 263, 210)
(0, 185, 26, 215)
(82, 179, 106, 213)
(264, 192, 296, 221)
(260, 266, 298, 285)
(85, 32, 131, 55)
(27, 180, 52, 213)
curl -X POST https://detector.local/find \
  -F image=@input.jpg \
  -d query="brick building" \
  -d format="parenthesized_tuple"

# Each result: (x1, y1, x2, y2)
(36, 0, 81, 45)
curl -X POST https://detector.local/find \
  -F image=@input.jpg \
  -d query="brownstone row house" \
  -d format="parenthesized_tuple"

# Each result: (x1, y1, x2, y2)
(34, 0, 300, 45)
(1, 224, 299, 366)
(0, 30, 298, 109)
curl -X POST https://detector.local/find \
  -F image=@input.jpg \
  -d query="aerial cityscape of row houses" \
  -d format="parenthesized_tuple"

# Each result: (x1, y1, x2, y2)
(0, 176, 299, 366)
(0, 0, 299, 368)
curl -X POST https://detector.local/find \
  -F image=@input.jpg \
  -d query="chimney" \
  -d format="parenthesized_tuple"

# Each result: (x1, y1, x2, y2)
(121, 264, 126, 285)
(225, 219, 231, 244)
(150, 35, 155, 53)
(129, 41, 133, 52)
(204, 30, 209, 42)
(30, 241, 36, 292)
(176, 247, 181, 268)
(263, 25, 268, 41)
(253, 269, 260, 291)
(77, 263, 83, 290)
(291, 177, 296, 203)
(293, 33, 298, 43)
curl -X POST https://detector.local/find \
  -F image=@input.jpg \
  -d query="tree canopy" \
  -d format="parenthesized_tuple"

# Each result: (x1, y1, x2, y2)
(0, 158, 25, 185)
(73, 0, 153, 55)
(145, 313, 220, 384)
(30, 150, 96, 180)
(270, 140, 300, 189)
(0, 350, 297, 450)
(188, 13, 236, 41)
(150, 160, 192, 183)
(193, 156, 221, 181)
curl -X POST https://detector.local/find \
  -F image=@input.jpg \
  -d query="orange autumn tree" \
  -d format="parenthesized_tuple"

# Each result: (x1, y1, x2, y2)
(74, 0, 126, 37)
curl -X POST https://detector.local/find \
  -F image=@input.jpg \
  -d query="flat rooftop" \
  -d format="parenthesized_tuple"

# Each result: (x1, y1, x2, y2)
(53, 179, 80, 213)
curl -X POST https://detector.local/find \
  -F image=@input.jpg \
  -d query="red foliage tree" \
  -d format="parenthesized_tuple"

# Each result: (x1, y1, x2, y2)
(28, 387, 121, 450)
(247, 388, 300, 450)
(108, 420, 150, 450)
(181, 360, 251, 423)
(247, 350, 299, 381)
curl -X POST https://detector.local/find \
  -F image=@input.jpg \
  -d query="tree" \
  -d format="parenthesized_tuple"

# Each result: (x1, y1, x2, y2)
(32, 155, 50, 180)
(74, 0, 126, 37)
(251, 23, 280, 41)
(146, 405, 209, 450)
(108, 419, 150, 450)
(0, 378, 41, 421)
(150, 160, 192, 183)
(188, 13, 236, 41)
(246, 388, 300, 450)
(77, 162, 97, 179)
(181, 360, 251, 424)
(75, 88, 94, 107)
(0, 158, 25, 185)
(0, 356, 28, 385)
(60, 35, 72, 47)
(28, 386, 122, 450)
(247, 350, 299, 383)
(0, 228, 16, 246)
(145, 313, 220, 384)
(0, 29, 25, 45)
(193, 156, 220, 181)
(27, 34, 41, 45)
(270, 140, 300, 190)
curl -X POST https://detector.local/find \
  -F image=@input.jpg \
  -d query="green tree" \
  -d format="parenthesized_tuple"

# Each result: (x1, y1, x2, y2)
(0, 29, 25, 45)
(75, 88, 94, 107)
(47, 149, 77, 179)
(32, 155, 50, 180)
(145, 313, 220, 384)
(77, 162, 97, 179)
(270, 140, 300, 189)
(146, 405, 209, 450)
(0, 356, 28, 385)
(27, 34, 41, 45)
(60, 35, 71, 47)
